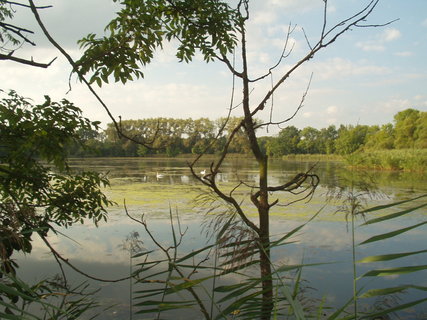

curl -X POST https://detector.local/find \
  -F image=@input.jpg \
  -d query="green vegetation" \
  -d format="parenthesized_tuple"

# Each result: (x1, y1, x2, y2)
(124, 194, 427, 319)
(0, 90, 113, 317)
(266, 108, 426, 157)
(2, 0, 426, 319)
(68, 117, 254, 157)
(68, 108, 426, 172)
(346, 149, 427, 172)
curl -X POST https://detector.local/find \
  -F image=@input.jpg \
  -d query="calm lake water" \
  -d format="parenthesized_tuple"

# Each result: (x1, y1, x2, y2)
(16, 157, 427, 319)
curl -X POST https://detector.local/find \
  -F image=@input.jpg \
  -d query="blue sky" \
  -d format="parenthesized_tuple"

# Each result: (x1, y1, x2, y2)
(1, 0, 426, 134)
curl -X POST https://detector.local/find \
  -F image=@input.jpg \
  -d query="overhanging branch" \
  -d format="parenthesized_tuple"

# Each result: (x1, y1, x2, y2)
(0, 52, 56, 68)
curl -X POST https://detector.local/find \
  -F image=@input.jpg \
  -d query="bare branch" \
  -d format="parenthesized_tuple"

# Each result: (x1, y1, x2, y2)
(251, 0, 390, 119)
(301, 27, 313, 50)
(0, 21, 36, 45)
(124, 202, 212, 320)
(355, 18, 399, 28)
(216, 53, 243, 78)
(249, 22, 297, 83)
(0, 52, 56, 67)
(256, 73, 313, 130)
(38, 232, 131, 283)
(1, 0, 52, 9)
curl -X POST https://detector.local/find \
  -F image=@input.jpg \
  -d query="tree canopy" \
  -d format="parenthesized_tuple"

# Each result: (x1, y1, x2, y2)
(0, 90, 113, 278)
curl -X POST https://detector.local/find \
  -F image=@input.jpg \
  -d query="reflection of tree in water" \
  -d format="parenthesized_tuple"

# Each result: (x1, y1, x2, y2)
(119, 231, 144, 320)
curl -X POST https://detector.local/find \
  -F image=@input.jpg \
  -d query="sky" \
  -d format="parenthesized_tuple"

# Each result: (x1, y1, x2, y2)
(1, 0, 427, 135)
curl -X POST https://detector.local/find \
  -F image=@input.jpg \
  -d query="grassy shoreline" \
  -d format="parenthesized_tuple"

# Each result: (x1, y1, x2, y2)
(345, 149, 426, 172)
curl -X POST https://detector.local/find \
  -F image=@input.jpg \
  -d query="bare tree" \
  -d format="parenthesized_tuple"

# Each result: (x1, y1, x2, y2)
(186, 1, 393, 318)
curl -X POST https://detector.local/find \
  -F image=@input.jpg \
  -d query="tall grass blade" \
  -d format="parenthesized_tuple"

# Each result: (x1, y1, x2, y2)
(214, 281, 254, 293)
(270, 207, 324, 248)
(361, 202, 427, 226)
(164, 276, 213, 294)
(175, 244, 216, 263)
(359, 221, 427, 245)
(357, 249, 427, 263)
(361, 265, 427, 277)
(216, 281, 261, 303)
(359, 194, 426, 215)
(327, 289, 364, 320)
(359, 285, 427, 298)
(213, 291, 264, 320)
(135, 300, 197, 313)
(358, 297, 427, 319)
(132, 249, 154, 258)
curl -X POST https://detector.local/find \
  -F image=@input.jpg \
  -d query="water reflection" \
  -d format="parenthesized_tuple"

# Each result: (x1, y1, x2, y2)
(16, 211, 427, 319)
(16, 157, 427, 318)
(68, 157, 427, 194)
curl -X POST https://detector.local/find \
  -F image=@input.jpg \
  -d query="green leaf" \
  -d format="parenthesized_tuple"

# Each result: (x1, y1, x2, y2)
(216, 280, 261, 303)
(359, 285, 427, 298)
(357, 249, 427, 263)
(175, 243, 215, 263)
(360, 194, 426, 215)
(361, 265, 427, 277)
(132, 250, 154, 258)
(135, 300, 196, 313)
(164, 276, 212, 294)
(358, 297, 427, 319)
(214, 291, 263, 320)
(359, 221, 427, 245)
(361, 202, 427, 226)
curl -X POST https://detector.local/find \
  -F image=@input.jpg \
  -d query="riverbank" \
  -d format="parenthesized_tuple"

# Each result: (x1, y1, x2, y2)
(344, 149, 427, 172)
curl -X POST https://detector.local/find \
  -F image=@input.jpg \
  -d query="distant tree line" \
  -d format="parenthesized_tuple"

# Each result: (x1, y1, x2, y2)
(69, 108, 426, 157)
(69, 117, 253, 157)
(262, 108, 426, 157)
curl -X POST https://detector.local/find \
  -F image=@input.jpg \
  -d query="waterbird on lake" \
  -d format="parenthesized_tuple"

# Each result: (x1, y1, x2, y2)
(180, 175, 190, 183)
(200, 169, 206, 175)
(156, 172, 164, 179)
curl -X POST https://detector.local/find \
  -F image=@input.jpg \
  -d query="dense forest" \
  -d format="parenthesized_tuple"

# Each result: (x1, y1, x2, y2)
(70, 108, 426, 158)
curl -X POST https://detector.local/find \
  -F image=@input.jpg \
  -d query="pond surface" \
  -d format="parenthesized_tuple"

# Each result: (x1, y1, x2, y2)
(16, 157, 427, 319)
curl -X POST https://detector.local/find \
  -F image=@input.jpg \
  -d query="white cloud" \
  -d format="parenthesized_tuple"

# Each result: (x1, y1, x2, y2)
(382, 28, 401, 42)
(267, 0, 322, 12)
(327, 105, 338, 115)
(253, 11, 277, 25)
(356, 42, 385, 52)
(356, 28, 401, 52)
(258, 52, 271, 64)
(375, 97, 413, 116)
(327, 117, 337, 125)
(395, 51, 413, 57)
(311, 58, 390, 80)
(327, 5, 337, 13)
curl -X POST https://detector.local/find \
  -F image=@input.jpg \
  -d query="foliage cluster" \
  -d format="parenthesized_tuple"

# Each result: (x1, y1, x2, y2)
(345, 149, 427, 172)
(76, 0, 240, 85)
(69, 116, 254, 157)
(264, 108, 426, 157)
(0, 90, 113, 316)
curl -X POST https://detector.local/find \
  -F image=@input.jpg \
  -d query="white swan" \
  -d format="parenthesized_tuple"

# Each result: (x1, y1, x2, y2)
(156, 172, 164, 179)
(180, 175, 190, 183)
(200, 169, 206, 175)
